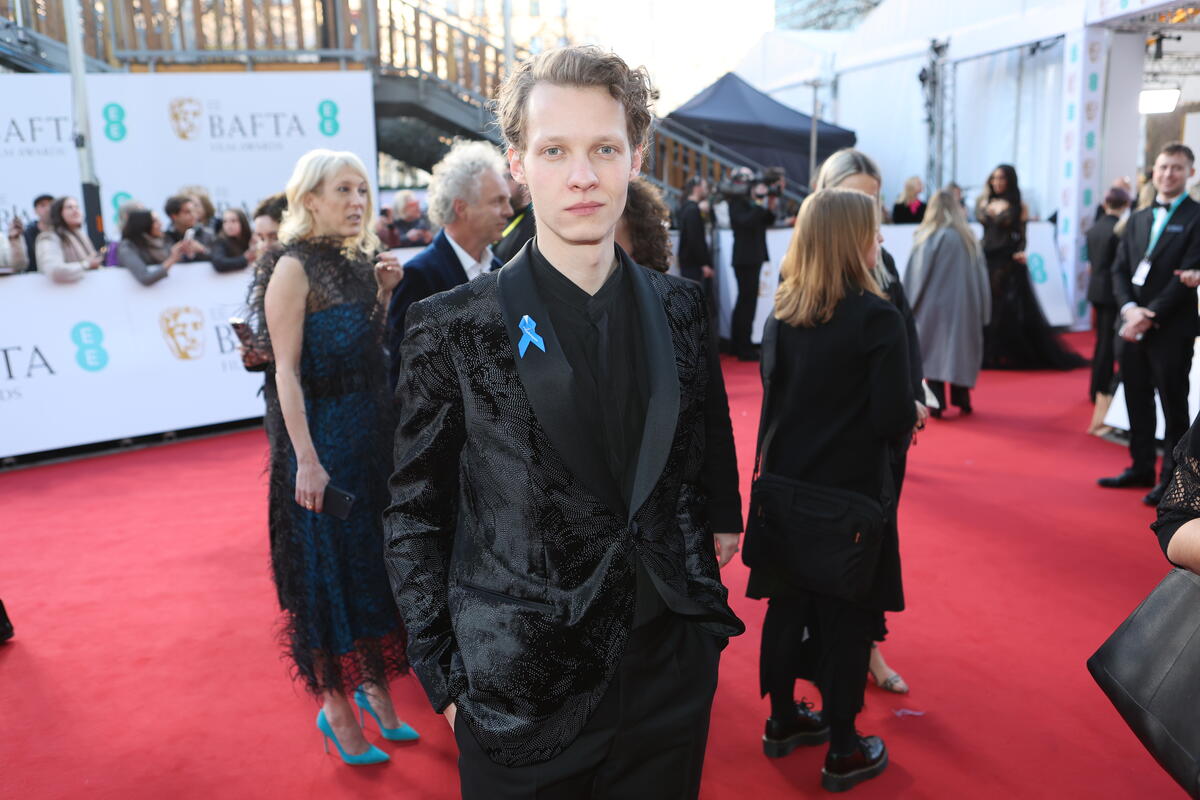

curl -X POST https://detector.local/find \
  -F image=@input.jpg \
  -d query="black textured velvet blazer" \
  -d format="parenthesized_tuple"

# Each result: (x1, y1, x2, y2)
(383, 242, 744, 767)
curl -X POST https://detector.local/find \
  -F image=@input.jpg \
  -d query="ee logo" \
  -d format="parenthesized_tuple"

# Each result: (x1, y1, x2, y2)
(318, 100, 340, 137)
(1028, 253, 1048, 284)
(102, 103, 127, 142)
(71, 322, 109, 372)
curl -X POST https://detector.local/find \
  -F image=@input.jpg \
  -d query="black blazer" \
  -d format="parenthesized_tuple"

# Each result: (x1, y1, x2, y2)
(1112, 196, 1200, 339)
(891, 201, 926, 224)
(728, 195, 775, 265)
(1086, 214, 1120, 305)
(744, 290, 915, 610)
(677, 200, 711, 280)
(386, 230, 502, 391)
(384, 243, 743, 767)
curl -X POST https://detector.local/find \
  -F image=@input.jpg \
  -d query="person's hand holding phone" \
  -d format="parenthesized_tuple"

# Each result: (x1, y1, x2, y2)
(6, 217, 22, 242)
(295, 458, 330, 513)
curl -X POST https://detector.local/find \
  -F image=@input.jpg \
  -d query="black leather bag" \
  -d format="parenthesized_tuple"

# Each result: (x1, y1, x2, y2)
(745, 319, 891, 604)
(747, 472, 886, 604)
(1087, 568, 1200, 798)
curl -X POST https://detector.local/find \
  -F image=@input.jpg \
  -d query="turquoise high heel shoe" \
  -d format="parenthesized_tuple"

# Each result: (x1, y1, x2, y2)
(354, 687, 421, 742)
(316, 709, 390, 765)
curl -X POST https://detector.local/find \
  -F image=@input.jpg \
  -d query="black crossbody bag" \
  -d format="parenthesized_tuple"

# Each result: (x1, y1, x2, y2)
(744, 319, 893, 604)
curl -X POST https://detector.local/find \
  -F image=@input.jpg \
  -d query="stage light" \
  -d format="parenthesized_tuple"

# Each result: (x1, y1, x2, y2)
(1139, 88, 1181, 114)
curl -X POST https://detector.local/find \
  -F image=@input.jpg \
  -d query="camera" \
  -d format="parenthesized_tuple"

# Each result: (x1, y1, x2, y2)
(714, 166, 786, 200)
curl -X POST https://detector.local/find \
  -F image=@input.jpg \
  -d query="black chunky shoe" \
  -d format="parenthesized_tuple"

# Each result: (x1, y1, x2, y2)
(763, 700, 830, 757)
(0, 599, 12, 643)
(821, 735, 887, 792)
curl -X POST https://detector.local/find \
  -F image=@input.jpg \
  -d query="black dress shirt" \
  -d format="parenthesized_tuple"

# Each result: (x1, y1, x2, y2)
(530, 241, 665, 624)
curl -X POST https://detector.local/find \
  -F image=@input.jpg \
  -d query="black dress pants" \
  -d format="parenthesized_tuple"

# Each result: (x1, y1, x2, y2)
(1121, 330, 1194, 481)
(1090, 303, 1118, 400)
(455, 612, 722, 800)
(731, 261, 762, 357)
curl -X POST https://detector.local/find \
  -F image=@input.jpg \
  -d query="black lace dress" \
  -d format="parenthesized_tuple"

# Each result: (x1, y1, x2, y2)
(248, 237, 408, 696)
(1154, 422, 1200, 559)
(978, 205, 1086, 370)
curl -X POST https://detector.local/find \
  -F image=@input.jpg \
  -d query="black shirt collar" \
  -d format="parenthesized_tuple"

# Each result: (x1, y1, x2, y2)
(529, 238, 626, 321)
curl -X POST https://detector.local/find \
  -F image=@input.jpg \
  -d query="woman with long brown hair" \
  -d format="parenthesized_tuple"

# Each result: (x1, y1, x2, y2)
(744, 188, 915, 791)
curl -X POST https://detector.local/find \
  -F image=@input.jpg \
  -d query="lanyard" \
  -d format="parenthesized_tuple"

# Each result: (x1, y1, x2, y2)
(1146, 194, 1185, 257)
(501, 210, 526, 239)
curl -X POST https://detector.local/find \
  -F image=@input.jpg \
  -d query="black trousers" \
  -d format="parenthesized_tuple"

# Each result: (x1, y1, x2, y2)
(1121, 330, 1193, 481)
(731, 261, 762, 357)
(1090, 303, 1118, 400)
(926, 380, 971, 411)
(760, 595, 879, 741)
(456, 612, 722, 800)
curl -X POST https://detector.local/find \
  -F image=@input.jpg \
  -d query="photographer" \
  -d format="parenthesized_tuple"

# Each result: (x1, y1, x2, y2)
(728, 167, 781, 361)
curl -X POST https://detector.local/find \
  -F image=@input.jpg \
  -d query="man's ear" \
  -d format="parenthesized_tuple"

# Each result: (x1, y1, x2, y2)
(630, 146, 643, 180)
(452, 196, 468, 220)
(508, 148, 527, 185)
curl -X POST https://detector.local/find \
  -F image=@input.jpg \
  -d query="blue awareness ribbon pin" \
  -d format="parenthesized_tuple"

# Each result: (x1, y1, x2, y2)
(518, 314, 546, 357)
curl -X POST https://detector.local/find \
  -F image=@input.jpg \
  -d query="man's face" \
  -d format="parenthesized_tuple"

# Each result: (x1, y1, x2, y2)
(508, 83, 641, 250)
(253, 215, 279, 248)
(1153, 152, 1194, 199)
(456, 169, 512, 242)
(34, 199, 52, 223)
(171, 200, 197, 230)
(402, 198, 421, 222)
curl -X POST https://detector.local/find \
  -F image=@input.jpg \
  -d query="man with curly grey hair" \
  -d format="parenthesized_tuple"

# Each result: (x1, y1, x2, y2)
(385, 139, 512, 390)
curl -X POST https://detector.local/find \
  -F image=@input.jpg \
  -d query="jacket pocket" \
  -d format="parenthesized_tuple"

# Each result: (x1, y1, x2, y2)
(460, 582, 553, 612)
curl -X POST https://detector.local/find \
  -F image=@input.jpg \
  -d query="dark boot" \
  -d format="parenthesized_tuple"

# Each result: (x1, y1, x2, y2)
(821, 735, 888, 792)
(763, 700, 830, 757)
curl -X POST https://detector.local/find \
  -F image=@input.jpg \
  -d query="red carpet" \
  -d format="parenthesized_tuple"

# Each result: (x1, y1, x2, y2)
(0, 332, 1181, 798)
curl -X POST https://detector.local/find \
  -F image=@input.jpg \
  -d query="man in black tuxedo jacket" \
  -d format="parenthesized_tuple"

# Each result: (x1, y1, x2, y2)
(1100, 143, 1200, 505)
(385, 140, 512, 391)
(383, 46, 743, 799)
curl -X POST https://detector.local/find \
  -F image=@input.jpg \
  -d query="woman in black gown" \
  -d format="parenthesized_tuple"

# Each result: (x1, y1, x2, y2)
(976, 164, 1085, 370)
(248, 149, 414, 765)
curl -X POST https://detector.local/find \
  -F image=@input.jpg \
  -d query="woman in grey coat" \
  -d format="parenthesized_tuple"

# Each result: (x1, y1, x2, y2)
(906, 188, 992, 416)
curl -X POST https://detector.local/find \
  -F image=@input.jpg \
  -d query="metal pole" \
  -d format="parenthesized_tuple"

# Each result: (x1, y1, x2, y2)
(808, 81, 821, 189)
(502, 0, 514, 74)
(62, 0, 105, 247)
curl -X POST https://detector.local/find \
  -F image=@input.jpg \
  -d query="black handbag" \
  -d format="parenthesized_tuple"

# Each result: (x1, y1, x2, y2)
(1087, 568, 1200, 798)
(744, 319, 892, 604)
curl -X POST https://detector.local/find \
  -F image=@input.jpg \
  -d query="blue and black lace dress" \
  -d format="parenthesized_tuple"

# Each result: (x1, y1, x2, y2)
(249, 237, 408, 696)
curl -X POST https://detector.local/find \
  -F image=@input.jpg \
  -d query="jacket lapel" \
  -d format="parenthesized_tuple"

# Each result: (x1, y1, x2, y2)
(496, 242, 626, 514)
(624, 251, 681, 522)
(1150, 197, 1197, 262)
(432, 231, 469, 289)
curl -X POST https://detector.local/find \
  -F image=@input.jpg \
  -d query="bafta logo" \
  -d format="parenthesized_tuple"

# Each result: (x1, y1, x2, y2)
(160, 306, 205, 360)
(168, 98, 203, 141)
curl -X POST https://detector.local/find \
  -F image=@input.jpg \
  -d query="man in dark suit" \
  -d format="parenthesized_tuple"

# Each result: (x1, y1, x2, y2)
(1085, 186, 1131, 417)
(385, 140, 512, 391)
(1100, 143, 1200, 505)
(384, 46, 743, 799)
(677, 175, 713, 285)
(728, 172, 778, 360)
